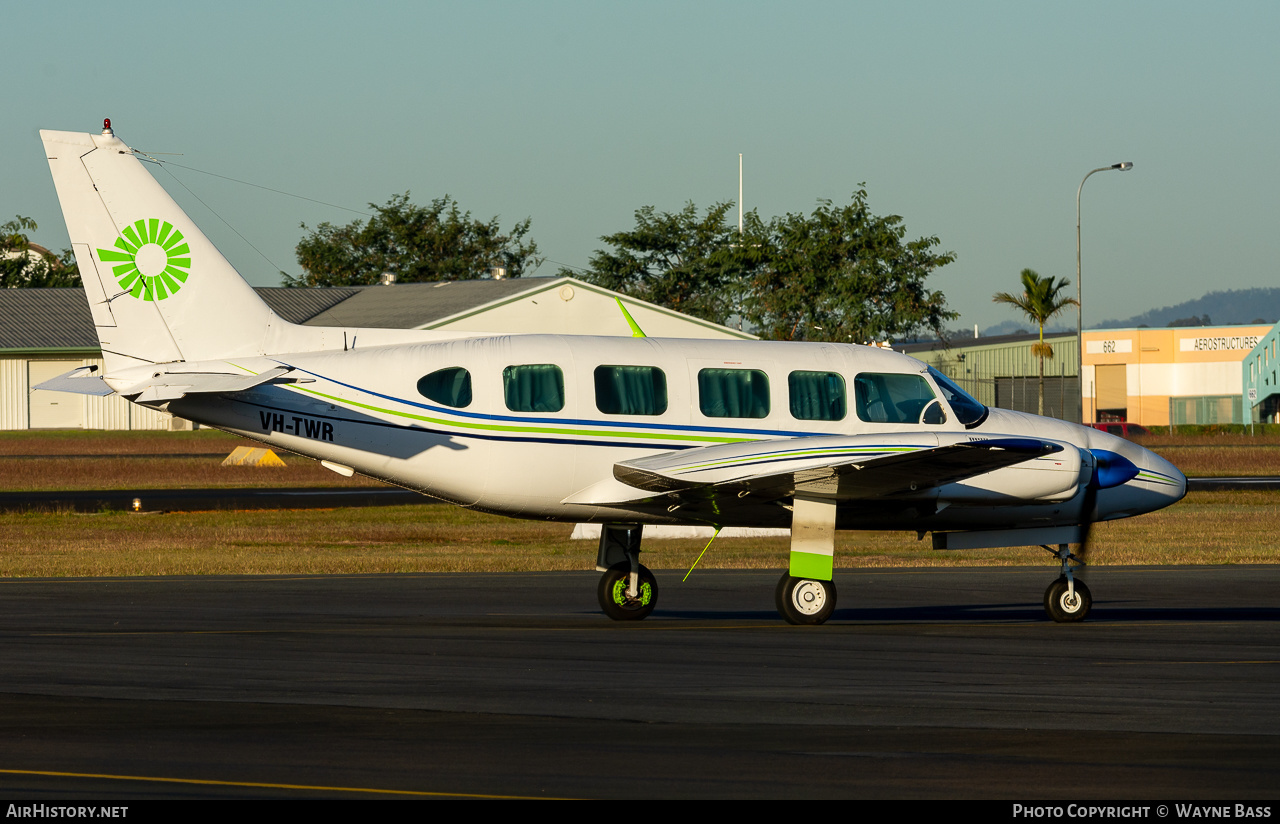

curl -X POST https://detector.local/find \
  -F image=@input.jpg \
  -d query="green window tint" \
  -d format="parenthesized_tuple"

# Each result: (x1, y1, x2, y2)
(788, 371, 846, 421)
(853, 373, 940, 424)
(416, 367, 472, 408)
(503, 364, 565, 413)
(698, 368, 770, 419)
(594, 365, 668, 416)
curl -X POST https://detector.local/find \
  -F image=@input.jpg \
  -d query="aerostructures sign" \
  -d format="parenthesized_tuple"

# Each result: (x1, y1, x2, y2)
(1179, 335, 1261, 352)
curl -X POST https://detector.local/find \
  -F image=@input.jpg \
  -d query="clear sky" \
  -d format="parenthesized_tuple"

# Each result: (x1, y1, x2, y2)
(7, 0, 1278, 332)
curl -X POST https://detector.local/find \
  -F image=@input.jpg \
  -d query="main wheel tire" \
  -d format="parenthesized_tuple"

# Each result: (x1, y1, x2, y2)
(775, 573, 837, 625)
(598, 562, 658, 621)
(1044, 576, 1092, 623)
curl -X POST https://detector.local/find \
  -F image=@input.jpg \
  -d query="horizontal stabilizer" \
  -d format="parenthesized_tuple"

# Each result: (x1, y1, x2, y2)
(33, 366, 115, 396)
(121, 366, 305, 402)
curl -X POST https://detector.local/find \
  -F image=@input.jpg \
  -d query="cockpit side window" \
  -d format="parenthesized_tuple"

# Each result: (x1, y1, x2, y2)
(853, 373, 944, 425)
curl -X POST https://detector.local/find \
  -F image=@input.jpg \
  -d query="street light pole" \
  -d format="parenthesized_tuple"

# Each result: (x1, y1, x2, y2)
(1076, 161, 1133, 422)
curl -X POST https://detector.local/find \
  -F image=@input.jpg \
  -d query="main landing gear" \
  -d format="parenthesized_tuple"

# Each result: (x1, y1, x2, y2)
(775, 574, 837, 625)
(594, 521, 841, 625)
(1043, 543, 1092, 623)
(597, 561, 657, 620)
(596, 524, 658, 621)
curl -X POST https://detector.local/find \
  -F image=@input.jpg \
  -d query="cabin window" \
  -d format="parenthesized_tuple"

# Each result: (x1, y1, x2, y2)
(853, 372, 943, 425)
(416, 367, 473, 408)
(698, 368, 770, 418)
(788, 371, 846, 421)
(595, 365, 668, 416)
(503, 364, 565, 413)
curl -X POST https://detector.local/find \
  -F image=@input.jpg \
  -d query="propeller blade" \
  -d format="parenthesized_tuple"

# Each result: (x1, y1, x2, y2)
(1076, 449, 1133, 564)
(1076, 475, 1098, 565)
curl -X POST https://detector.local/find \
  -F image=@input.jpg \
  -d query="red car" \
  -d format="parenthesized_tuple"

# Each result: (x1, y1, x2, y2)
(1090, 422, 1151, 439)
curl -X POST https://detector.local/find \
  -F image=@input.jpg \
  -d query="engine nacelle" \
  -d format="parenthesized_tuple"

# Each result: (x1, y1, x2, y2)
(936, 445, 1085, 504)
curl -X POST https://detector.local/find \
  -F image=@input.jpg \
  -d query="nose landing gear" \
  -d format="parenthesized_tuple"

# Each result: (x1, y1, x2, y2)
(1043, 543, 1092, 622)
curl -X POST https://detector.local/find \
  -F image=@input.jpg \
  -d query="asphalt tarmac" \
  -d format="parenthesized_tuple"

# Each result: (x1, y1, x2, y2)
(0, 567, 1277, 799)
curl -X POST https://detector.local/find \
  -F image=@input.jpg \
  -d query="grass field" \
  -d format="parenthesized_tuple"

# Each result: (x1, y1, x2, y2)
(0, 430, 381, 491)
(1, 429, 1276, 576)
(1135, 431, 1280, 477)
(0, 490, 1272, 577)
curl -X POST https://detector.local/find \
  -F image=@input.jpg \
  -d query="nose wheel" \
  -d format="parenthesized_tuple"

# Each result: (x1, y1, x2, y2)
(1040, 542, 1093, 622)
(775, 574, 837, 625)
(1044, 576, 1092, 622)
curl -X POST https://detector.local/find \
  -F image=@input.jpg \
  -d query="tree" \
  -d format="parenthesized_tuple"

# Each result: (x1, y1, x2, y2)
(570, 188, 957, 342)
(746, 190, 957, 343)
(992, 268, 1078, 416)
(1167, 314, 1211, 327)
(285, 193, 542, 287)
(564, 202, 760, 327)
(1, 216, 79, 288)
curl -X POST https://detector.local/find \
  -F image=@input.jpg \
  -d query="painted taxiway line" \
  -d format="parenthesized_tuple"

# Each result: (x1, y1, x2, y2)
(0, 767, 566, 800)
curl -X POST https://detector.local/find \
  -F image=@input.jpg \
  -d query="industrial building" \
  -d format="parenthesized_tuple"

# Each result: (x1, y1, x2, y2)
(906, 322, 1271, 427)
(1243, 323, 1280, 424)
(900, 332, 1080, 421)
(1081, 325, 1269, 426)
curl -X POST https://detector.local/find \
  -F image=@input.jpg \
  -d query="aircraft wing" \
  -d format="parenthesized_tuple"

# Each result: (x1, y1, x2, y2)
(571, 433, 1066, 507)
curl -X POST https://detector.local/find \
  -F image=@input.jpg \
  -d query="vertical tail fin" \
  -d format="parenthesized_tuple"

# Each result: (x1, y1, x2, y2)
(41, 124, 281, 372)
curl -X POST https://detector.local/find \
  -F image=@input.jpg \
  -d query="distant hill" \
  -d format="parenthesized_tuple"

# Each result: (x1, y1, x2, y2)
(1096, 288, 1280, 329)
(942, 319, 1070, 342)
(929, 287, 1279, 345)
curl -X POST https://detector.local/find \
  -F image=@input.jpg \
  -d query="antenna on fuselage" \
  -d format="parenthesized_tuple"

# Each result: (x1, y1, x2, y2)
(616, 299, 647, 338)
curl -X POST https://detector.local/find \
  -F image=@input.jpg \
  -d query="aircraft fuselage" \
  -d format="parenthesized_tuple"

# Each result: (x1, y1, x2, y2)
(148, 333, 1184, 533)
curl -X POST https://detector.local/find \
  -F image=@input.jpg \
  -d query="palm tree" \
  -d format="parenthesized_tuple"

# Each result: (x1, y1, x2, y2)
(993, 269, 1079, 416)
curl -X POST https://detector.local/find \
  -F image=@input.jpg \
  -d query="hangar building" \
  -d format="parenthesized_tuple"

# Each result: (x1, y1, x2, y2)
(1, 277, 752, 431)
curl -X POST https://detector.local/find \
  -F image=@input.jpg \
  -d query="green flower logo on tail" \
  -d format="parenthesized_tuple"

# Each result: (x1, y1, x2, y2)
(96, 219, 192, 301)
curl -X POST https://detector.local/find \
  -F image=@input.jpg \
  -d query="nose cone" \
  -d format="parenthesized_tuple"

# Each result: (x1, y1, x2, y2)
(1135, 448, 1188, 504)
(1095, 442, 1187, 520)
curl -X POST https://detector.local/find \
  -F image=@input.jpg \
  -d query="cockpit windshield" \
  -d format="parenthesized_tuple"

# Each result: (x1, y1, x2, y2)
(927, 367, 988, 428)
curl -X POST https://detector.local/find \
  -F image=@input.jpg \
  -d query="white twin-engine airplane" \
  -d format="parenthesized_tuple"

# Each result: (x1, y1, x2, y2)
(39, 122, 1186, 624)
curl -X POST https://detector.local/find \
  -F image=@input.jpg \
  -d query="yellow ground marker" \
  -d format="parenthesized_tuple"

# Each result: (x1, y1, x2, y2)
(221, 446, 287, 467)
